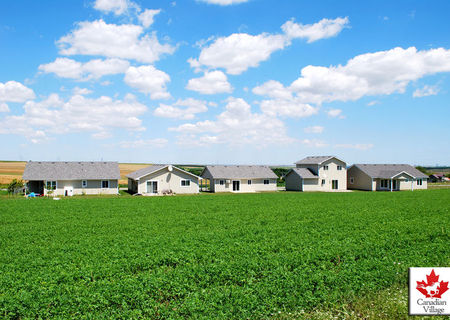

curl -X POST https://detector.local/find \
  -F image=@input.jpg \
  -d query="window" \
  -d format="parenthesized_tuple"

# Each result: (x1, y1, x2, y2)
(219, 180, 224, 185)
(350, 177, 354, 184)
(248, 180, 252, 185)
(101, 180, 109, 188)
(417, 179, 422, 186)
(264, 179, 269, 185)
(82, 180, 87, 188)
(46, 181, 56, 190)
(337, 165, 342, 171)
(323, 165, 329, 170)
(181, 179, 191, 187)
(321, 179, 325, 186)
(381, 179, 390, 188)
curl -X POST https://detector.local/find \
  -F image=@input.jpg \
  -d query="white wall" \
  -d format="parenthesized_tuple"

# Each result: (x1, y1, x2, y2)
(45, 179, 119, 196)
(136, 167, 199, 194)
(211, 178, 277, 193)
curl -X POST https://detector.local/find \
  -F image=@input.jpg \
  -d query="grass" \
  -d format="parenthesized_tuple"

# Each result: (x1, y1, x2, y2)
(0, 190, 449, 319)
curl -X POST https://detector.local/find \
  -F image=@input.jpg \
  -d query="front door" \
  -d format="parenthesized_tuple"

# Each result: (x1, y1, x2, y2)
(232, 180, 240, 191)
(332, 180, 338, 190)
(147, 181, 158, 194)
(392, 180, 397, 190)
(64, 186, 73, 196)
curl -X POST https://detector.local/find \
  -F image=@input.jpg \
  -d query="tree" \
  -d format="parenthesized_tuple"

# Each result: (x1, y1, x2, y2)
(7, 179, 24, 195)
(415, 166, 429, 175)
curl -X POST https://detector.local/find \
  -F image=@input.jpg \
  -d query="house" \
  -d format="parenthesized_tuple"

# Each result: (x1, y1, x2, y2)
(22, 161, 120, 196)
(285, 156, 347, 191)
(127, 165, 200, 195)
(429, 174, 441, 183)
(347, 164, 428, 191)
(201, 165, 278, 192)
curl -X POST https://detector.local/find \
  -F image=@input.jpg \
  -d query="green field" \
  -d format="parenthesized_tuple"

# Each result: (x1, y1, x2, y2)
(1, 190, 449, 319)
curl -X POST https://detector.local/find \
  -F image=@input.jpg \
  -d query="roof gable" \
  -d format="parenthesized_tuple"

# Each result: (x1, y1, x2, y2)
(127, 165, 201, 180)
(353, 164, 428, 179)
(201, 165, 278, 179)
(295, 156, 346, 165)
(22, 161, 120, 180)
(289, 168, 318, 179)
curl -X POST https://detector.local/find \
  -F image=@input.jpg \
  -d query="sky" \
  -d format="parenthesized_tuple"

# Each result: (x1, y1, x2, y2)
(0, 0, 449, 166)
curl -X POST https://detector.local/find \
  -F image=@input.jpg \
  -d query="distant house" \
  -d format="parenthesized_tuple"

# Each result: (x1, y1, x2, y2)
(22, 161, 120, 196)
(429, 174, 441, 183)
(127, 165, 200, 195)
(201, 165, 278, 192)
(347, 164, 428, 191)
(285, 156, 347, 191)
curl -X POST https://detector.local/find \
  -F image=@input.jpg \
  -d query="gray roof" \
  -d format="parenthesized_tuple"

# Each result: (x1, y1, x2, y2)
(127, 165, 201, 180)
(202, 165, 278, 179)
(295, 156, 345, 165)
(353, 164, 428, 179)
(23, 161, 120, 180)
(288, 168, 318, 179)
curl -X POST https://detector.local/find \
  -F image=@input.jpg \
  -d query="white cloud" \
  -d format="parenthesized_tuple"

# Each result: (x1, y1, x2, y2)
(282, 17, 349, 43)
(290, 47, 450, 105)
(189, 33, 287, 75)
(413, 85, 439, 98)
(124, 65, 171, 100)
(326, 109, 344, 118)
(259, 98, 318, 118)
(154, 98, 208, 120)
(304, 126, 324, 133)
(118, 138, 168, 148)
(367, 100, 379, 106)
(138, 9, 161, 28)
(169, 97, 294, 147)
(253, 80, 292, 100)
(335, 143, 374, 150)
(0, 81, 35, 103)
(198, 0, 249, 5)
(72, 87, 93, 95)
(39, 57, 130, 80)
(58, 20, 174, 63)
(301, 139, 328, 148)
(0, 103, 9, 112)
(0, 93, 147, 142)
(186, 70, 233, 94)
(93, 0, 139, 15)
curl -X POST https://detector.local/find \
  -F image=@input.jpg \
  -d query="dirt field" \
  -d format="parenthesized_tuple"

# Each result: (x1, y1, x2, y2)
(0, 161, 151, 185)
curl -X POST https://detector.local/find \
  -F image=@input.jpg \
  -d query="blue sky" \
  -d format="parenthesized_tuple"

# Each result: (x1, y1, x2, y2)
(0, 0, 449, 165)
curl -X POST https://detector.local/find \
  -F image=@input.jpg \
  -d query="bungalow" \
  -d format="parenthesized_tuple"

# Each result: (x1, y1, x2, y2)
(285, 156, 347, 191)
(22, 161, 120, 196)
(201, 165, 278, 192)
(347, 164, 428, 191)
(127, 165, 200, 195)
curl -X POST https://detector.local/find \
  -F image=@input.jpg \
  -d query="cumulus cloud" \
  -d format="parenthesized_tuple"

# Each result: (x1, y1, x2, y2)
(118, 138, 168, 148)
(124, 65, 171, 99)
(0, 93, 147, 142)
(169, 97, 294, 147)
(335, 143, 374, 150)
(413, 85, 439, 97)
(327, 109, 343, 118)
(154, 98, 208, 120)
(57, 20, 174, 63)
(304, 126, 324, 133)
(197, 0, 249, 5)
(138, 9, 161, 28)
(39, 57, 130, 80)
(93, 0, 139, 15)
(0, 81, 35, 103)
(72, 87, 93, 95)
(259, 98, 318, 118)
(0, 103, 9, 112)
(301, 139, 328, 148)
(281, 17, 349, 43)
(252, 80, 292, 100)
(186, 70, 233, 94)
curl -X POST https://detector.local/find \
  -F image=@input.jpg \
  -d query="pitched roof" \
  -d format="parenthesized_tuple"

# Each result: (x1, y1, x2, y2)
(23, 161, 120, 180)
(202, 165, 278, 179)
(295, 156, 345, 165)
(352, 164, 428, 179)
(126, 165, 201, 180)
(288, 168, 318, 179)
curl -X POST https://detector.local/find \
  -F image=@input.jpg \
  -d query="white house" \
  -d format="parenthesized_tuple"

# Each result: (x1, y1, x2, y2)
(22, 161, 120, 196)
(127, 165, 200, 195)
(201, 165, 278, 192)
(285, 156, 347, 191)
(347, 164, 428, 191)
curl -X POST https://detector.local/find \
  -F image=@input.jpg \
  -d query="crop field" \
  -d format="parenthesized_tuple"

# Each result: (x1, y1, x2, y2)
(0, 190, 449, 319)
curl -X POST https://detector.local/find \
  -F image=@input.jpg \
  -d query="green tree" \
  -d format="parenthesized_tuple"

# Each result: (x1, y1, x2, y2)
(7, 179, 24, 195)
(415, 166, 429, 175)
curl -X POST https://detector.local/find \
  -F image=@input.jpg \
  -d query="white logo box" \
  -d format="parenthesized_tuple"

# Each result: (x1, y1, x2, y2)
(409, 267, 450, 316)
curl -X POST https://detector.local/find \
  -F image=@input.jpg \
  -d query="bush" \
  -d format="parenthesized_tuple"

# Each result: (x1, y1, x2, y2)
(7, 179, 24, 195)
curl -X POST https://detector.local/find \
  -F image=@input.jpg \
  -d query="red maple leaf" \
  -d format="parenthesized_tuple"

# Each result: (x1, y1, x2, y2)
(416, 269, 449, 298)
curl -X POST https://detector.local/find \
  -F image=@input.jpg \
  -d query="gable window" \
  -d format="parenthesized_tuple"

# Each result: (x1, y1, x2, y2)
(248, 180, 252, 185)
(337, 165, 342, 171)
(417, 179, 422, 186)
(82, 180, 87, 188)
(46, 181, 56, 190)
(350, 177, 354, 184)
(181, 179, 191, 187)
(101, 180, 109, 188)
(321, 179, 325, 186)
(323, 165, 329, 170)
(219, 180, 224, 185)
(264, 179, 269, 185)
